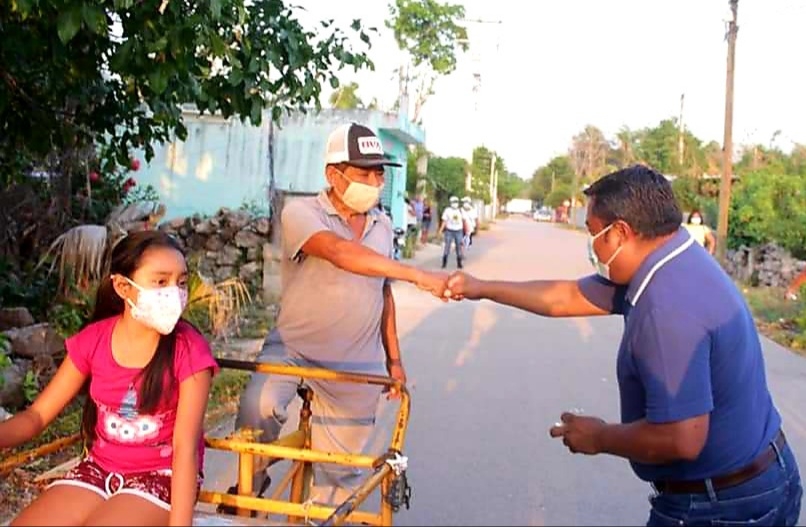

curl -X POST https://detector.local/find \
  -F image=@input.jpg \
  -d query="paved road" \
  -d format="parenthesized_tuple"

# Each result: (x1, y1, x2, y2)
(205, 218, 806, 526)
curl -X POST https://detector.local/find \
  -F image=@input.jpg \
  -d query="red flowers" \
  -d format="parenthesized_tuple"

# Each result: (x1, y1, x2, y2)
(89, 171, 100, 183)
(130, 158, 141, 171)
(123, 177, 137, 193)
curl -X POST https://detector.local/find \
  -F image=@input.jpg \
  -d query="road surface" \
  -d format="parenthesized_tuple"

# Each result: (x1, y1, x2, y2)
(204, 217, 806, 526)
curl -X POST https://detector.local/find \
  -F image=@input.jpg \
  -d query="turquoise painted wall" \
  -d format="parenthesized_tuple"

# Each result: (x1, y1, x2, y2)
(133, 112, 271, 220)
(135, 108, 425, 230)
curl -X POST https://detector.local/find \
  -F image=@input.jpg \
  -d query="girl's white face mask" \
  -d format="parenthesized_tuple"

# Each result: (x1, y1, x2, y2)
(122, 277, 188, 335)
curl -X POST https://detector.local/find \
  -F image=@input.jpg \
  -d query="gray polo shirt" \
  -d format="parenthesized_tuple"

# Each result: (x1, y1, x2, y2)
(264, 191, 393, 377)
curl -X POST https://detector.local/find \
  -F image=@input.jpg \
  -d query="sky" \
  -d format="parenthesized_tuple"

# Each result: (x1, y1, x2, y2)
(295, 0, 806, 179)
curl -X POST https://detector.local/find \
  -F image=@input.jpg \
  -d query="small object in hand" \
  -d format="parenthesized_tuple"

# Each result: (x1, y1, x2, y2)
(786, 292, 798, 301)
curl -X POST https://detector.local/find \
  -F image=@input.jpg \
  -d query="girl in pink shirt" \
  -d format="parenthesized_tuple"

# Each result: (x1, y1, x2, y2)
(0, 231, 218, 526)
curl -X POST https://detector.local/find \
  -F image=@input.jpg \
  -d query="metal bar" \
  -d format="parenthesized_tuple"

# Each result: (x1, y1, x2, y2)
(237, 452, 255, 517)
(215, 360, 411, 454)
(205, 438, 378, 468)
(320, 465, 392, 526)
(198, 490, 382, 525)
(270, 461, 301, 501)
(216, 359, 402, 390)
(380, 474, 393, 526)
(0, 433, 81, 476)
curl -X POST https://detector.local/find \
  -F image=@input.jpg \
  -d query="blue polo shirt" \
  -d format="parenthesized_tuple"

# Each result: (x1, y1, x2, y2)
(579, 228, 781, 482)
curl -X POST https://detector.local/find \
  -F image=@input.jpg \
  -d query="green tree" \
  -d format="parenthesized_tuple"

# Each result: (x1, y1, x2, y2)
(729, 169, 806, 258)
(529, 155, 575, 204)
(544, 184, 573, 209)
(469, 146, 506, 203)
(386, 0, 468, 123)
(328, 82, 365, 109)
(423, 156, 466, 213)
(1, 0, 374, 200)
(497, 172, 527, 205)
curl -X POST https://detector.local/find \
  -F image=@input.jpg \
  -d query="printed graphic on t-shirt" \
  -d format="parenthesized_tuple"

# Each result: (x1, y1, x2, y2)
(99, 385, 164, 445)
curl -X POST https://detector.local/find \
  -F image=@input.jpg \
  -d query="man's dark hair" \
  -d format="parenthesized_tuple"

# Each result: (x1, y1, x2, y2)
(583, 164, 682, 238)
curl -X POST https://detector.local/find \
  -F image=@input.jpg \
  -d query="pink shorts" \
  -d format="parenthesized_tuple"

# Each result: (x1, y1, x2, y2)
(47, 457, 200, 511)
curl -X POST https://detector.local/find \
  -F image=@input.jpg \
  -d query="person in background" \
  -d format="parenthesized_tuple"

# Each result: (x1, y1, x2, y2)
(683, 209, 716, 255)
(1, 231, 218, 526)
(438, 195, 466, 269)
(461, 196, 478, 250)
(420, 198, 433, 245)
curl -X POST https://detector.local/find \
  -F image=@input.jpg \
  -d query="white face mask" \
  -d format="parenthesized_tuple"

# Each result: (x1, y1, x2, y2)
(587, 224, 623, 281)
(691, 216, 703, 225)
(123, 277, 188, 335)
(335, 170, 383, 213)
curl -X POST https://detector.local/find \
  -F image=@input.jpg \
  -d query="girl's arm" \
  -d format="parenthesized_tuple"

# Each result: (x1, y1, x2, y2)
(0, 356, 87, 449)
(169, 368, 213, 526)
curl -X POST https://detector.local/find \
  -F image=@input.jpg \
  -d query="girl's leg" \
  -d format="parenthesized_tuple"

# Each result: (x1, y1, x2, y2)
(11, 485, 104, 526)
(83, 494, 169, 527)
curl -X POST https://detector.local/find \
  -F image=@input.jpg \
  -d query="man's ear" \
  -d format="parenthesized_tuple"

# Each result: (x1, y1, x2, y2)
(324, 165, 339, 188)
(613, 220, 635, 242)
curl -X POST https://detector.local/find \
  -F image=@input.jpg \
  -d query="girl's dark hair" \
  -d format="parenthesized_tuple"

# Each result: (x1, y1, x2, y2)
(81, 230, 185, 446)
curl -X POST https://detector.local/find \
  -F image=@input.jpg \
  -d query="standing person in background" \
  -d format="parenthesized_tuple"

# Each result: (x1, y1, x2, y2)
(683, 209, 716, 255)
(420, 198, 433, 245)
(461, 196, 478, 249)
(438, 196, 466, 269)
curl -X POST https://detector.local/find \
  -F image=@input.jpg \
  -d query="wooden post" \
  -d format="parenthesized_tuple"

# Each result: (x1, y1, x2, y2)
(716, 0, 739, 262)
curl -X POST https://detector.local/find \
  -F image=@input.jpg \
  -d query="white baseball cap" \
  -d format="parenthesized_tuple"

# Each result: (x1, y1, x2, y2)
(325, 123, 402, 168)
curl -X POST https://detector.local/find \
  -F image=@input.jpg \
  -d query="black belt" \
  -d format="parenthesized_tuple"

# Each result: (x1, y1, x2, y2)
(652, 430, 786, 495)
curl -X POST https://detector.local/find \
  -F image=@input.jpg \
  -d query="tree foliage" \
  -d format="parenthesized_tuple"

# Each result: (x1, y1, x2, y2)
(1, 0, 374, 184)
(529, 116, 806, 258)
(328, 81, 365, 109)
(386, 0, 468, 123)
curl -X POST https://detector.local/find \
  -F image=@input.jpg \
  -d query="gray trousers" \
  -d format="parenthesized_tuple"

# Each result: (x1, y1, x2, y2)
(235, 344, 383, 503)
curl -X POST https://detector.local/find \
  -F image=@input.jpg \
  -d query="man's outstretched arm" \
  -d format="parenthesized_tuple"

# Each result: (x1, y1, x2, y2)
(302, 231, 448, 298)
(446, 273, 614, 317)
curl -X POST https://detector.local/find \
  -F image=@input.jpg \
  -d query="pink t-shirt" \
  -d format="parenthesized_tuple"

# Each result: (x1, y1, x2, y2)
(65, 317, 219, 474)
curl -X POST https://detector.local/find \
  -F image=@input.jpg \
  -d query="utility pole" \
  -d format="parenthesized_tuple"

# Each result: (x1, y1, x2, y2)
(488, 152, 497, 218)
(678, 93, 685, 167)
(716, 0, 739, 262)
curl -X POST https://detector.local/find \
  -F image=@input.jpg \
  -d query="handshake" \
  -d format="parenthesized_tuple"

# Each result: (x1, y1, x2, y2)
(413, 270, 481, 301)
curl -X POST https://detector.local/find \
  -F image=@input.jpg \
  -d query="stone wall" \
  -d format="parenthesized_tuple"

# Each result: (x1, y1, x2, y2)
(723, 243, 806, 287)
(158, 207, 271, 288)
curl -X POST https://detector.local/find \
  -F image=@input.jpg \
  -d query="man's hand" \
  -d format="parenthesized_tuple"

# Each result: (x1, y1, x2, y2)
(387, 362, 407, 400)
(445, 271, 484, 301)
(415, 270, 451, 300)
(549, 412, 607, 456)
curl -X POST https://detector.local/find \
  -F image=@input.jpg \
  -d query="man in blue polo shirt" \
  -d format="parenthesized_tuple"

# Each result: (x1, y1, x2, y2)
(445, 165, 802, 526)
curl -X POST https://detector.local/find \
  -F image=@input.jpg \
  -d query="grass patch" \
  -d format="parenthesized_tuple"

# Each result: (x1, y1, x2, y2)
(205, 368, 251, 427)
(741, 284, 806, 355)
